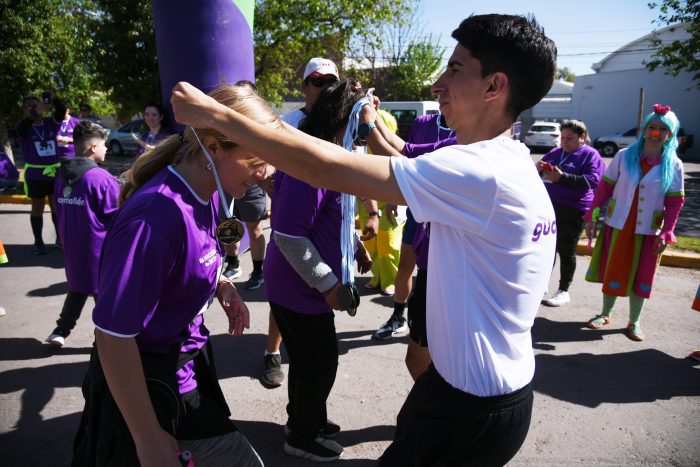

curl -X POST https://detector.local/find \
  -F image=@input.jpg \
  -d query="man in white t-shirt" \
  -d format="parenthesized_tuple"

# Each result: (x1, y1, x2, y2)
(261, 57, 340, 389)
(171, 13, 557, 465)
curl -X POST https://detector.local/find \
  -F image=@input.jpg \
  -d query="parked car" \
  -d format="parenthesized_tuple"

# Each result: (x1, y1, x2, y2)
(594, 126, 694, 157)
(379, 101, 440, 140)
(524, 121, 561, 150)
(107, 119, 145, 156)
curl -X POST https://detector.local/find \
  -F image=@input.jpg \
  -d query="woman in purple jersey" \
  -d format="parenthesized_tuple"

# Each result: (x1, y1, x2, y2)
(264, 78, 371, 462)
(137, 102, 172, 156)
(72, 85, 278, 467)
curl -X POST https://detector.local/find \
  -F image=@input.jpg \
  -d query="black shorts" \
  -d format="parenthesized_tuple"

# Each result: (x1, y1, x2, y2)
(379, 364, 533, 467)
(408, 268, 427, 347)
(401, 208, 417, 244)
(25, 178, 55, 199)
(231, 185, 267, 223)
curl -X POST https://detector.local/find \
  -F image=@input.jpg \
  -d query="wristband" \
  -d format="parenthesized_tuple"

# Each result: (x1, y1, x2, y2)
(368, 210, 381, 218)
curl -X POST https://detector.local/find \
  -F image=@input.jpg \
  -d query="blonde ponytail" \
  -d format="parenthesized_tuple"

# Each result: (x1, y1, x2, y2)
(118, 84, 282, 206)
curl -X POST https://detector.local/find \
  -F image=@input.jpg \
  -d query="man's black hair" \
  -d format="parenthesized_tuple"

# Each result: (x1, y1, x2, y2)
(452, 14, 557, 120)
(74, 120, 108, 155)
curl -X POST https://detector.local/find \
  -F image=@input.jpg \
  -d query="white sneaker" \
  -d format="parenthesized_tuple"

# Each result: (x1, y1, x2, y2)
(46, 333, 65, 347)
(542, 290, 570, 307)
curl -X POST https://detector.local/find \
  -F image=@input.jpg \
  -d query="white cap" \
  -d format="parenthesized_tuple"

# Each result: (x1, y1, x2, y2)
(303, 57, 339, 80)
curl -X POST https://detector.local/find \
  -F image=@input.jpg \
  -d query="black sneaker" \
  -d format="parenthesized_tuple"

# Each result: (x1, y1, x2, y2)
(262, 353, 284, 386)
(34, 243, 47, 255)
(284, 420, 341, 439)
(372, 314, 408, 340)
(243, 271, 264, 290)
(222, 264, 243, 280)
(283, 437, 343, 462)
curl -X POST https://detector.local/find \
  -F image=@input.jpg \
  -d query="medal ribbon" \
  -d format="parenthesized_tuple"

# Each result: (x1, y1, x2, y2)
(191, 129, 234, 219)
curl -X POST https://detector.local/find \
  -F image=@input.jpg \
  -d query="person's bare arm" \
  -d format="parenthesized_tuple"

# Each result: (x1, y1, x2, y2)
(170, 82, 406, 205)
(95, 330, 181, 467)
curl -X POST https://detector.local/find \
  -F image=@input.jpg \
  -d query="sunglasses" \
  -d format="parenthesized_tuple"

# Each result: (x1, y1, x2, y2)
(308, 77, 337, 88)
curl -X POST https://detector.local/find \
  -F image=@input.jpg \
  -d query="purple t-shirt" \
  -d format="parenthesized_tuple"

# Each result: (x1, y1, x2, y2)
(56, 116, 81, 158)
(264, 171, 342, 314)
(54, 161, 119, 294)
(404, 115, 457, 270)
(0, 148, 19, 180)
(137, 128, 172, 155)
(540, 144, 605, 212)
(93, 166, 222, 393)
(14, 118, 61, 181)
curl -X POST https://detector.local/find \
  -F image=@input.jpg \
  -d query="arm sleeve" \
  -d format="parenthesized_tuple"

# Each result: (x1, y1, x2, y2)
(403, 136, 458, 159)
(95, 175, 121, 227)
(659, 196, 685, 243)
(273, 232, 338, 293)
(557, 172, 590, 189)
(582, 180, 614, 222)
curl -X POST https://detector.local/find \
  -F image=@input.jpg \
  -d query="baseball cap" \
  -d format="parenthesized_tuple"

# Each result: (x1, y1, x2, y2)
(303, 58, 339, 80)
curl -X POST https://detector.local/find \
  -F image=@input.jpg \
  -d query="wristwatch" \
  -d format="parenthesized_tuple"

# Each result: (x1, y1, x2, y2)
(357, 121, 377, 138)
(368, 210, 382, 218)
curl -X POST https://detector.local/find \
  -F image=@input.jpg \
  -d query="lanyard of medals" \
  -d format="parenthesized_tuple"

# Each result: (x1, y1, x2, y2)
(190, 128, 245, 245)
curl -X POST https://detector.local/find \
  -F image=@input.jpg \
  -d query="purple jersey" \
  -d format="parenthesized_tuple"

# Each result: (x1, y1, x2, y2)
(0, 148, 19, 180)
(54, 159, 119, 294)
(93, 166, 222, 393)
(137, 128, 172, 155)
(264, 171, 342, 314)
(540, 144, 605, 212)
(14, 117, 61, 181)
(405, 114, 456, 270)
(57, 116, 81, 158)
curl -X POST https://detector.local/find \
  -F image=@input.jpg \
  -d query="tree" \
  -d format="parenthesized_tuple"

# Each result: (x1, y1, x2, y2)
(254, 0, 413, 104)
(90, 0, 160, 120)
(556, 67, 576, 82)
(646, 0, 700, 89)
(0, 0, 105, 155)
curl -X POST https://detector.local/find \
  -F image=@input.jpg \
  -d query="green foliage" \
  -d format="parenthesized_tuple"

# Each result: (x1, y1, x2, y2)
(647, 0, 700, 89)
(254, 0, 412, 104)
(556, 67, 576, 82)
(90, 0, 160, 121)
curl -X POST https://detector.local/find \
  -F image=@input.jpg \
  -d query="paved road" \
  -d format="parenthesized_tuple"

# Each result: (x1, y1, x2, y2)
(0, 203, 699, 466)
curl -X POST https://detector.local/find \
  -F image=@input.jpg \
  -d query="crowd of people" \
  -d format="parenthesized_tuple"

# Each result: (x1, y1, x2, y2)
(2, 12, 697, 466)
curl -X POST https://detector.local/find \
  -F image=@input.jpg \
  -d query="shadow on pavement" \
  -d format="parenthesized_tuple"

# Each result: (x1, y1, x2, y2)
(532, 316, 619, 350)
(0, 337, 91, 361)
(27, 281, 69, 297)
(1, 243, 64, 269)
(533, 348, 700, 408)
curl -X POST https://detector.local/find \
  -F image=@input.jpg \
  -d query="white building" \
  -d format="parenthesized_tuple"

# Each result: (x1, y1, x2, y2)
(571, 23, 699, 158)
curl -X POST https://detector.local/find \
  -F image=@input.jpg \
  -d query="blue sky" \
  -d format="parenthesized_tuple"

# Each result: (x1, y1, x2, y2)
(421, 1, 663, 76)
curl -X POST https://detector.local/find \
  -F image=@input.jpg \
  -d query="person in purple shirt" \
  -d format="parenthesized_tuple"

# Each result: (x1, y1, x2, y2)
(137, 102, 172, 156)
(56, 106, 81, 158)
(264, 79, 371, 462)
(45, 121, 119, 348)
(0, 147, 19, 192)
(72, 85, 277, 467)
(11, 92, 66, 254)
(536, 119, 605, 307)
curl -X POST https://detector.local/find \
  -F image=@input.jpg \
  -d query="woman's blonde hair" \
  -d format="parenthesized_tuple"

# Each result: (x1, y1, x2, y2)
(119, 84, 281, 205)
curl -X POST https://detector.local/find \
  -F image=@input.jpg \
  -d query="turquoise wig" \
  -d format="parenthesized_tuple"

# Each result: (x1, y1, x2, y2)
(623, 105, 680, 192)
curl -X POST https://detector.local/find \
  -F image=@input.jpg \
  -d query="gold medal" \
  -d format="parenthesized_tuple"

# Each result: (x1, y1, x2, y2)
(216, 218, 245, 244)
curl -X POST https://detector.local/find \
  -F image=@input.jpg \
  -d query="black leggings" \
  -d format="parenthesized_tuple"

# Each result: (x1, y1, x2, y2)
(553, 203, 585, 291)
(56, 290, 90, 333)
(379, 364, 533, 467)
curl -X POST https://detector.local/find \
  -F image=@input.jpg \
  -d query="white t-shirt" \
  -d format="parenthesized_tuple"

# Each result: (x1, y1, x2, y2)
(391, 137, 556, 397)
(282, 108, 306, 129)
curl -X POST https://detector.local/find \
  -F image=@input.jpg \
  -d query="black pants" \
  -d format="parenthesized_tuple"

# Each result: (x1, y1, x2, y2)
(57, 291, 90, 333)
(553, 203, 585, 291)
(379, 364, 533, 467)
(270, 301, 338, 444)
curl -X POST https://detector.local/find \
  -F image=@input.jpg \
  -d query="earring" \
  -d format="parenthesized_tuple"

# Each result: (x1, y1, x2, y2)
(204, 162, 214, 172)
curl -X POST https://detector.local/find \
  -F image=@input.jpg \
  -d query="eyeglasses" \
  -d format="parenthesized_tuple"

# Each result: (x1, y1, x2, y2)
(308, 78, 337, 88)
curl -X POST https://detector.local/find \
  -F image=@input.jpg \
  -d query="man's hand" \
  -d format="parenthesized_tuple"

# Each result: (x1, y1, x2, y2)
(217, 280, 250, 336)
(385, 204, 398, 227)
(361, 215, 379, 241)
(355, 243, 372, 274)
(134, 427, 181, 467)
(360, 101, 378, 125)
(171, 82, 222, 129)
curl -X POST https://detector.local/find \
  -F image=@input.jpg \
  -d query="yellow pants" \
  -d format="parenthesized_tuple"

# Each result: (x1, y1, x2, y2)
(362, 218, 405, 290)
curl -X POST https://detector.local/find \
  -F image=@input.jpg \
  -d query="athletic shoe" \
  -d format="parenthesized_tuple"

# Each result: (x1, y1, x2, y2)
(34, 243, 47, 255)
(382, 285, 395, 296)
(284, 420, 341, 439)
(222, 265, 243, 280)
(283, 437, 343, 462)
(46, 327, 70, 347)
(372, 314, 408, 340)
(262, 353, 284, 386)
(542, 290, 570, 307)
(243, 271, 264, 290)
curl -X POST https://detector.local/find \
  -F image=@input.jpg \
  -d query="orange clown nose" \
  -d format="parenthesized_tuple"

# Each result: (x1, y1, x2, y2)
(651, 129, 661, 138)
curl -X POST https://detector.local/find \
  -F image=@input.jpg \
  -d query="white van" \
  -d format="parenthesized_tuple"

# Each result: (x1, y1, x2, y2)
(379, 101, 441, 139)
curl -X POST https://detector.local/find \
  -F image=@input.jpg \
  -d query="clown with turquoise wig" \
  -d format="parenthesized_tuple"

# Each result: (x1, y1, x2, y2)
(584, 104, 685, 341)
